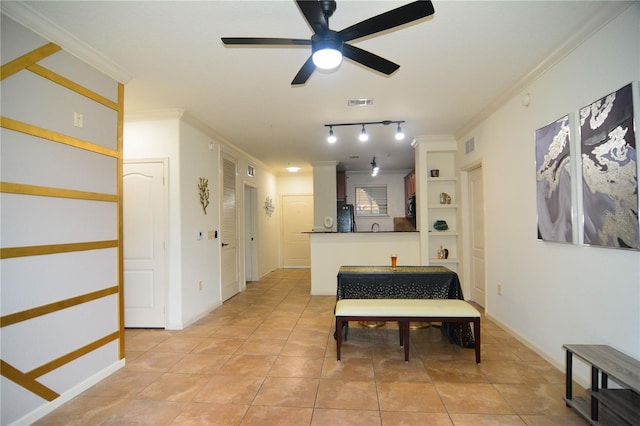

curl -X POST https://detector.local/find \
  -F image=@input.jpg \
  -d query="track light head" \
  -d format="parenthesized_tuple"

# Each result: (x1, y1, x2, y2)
(395, 123, 405, 140)
(359, 124, 369, 142)
(327, 127, 337, 143)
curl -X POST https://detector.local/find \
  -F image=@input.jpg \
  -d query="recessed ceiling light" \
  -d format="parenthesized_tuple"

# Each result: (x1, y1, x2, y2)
(348, 99, 373, 107)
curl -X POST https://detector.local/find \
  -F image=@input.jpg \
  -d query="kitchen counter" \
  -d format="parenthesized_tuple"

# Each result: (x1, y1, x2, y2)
(309, 231, 421, 295)
(305, 231, 418, 234)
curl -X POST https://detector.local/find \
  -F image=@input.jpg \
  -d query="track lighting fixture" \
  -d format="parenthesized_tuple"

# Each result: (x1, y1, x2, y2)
(324, 120, 405, 144)
(359, 125, 369, 142)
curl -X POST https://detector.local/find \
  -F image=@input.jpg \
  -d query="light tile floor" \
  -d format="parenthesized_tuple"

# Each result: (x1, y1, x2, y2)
(36, 269, 589, 425)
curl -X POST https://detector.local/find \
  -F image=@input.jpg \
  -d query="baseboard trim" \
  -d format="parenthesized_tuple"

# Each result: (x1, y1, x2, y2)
(13, 359, 125, 426)
(173, 301, 223, 330)
(484, 313, 589, 389)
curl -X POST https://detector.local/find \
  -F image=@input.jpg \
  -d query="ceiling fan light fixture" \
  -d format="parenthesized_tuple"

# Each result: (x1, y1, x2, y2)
(359, 125, 369, 142)
(311, 32, 343, 70)
(395, 123, 405, 141)
(327, 127, 337, 143)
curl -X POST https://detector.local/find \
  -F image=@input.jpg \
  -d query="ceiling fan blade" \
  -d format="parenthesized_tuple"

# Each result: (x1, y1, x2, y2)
(296, 0, 329, 34)
(339, 1, 434, 42)
(342, 44, 399, 75)
(221, 37, 311, 46)
(291, 56, 316, 85)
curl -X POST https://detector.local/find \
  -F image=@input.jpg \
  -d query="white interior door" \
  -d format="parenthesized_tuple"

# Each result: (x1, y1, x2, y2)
(469, 166, 486, 306)
(123, 161, 167, 327)
(282, 194, 313, 268)
(221, 156, 239, 301)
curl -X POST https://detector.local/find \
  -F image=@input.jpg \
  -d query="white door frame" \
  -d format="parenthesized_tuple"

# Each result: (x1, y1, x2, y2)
(220, 153, 240, 301)
(461, 160, 486, 307)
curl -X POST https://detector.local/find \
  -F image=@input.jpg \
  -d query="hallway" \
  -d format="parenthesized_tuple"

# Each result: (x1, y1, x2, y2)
(36, 269, 587, 425)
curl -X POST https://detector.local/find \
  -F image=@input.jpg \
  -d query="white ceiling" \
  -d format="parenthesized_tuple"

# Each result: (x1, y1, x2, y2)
(3, 1, 628, 175)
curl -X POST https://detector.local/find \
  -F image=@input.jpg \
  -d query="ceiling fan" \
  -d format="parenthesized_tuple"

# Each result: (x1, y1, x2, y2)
(221, 0, 435, 85)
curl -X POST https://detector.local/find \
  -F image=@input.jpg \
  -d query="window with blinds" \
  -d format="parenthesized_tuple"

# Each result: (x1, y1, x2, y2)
(355, 185, 388, 216)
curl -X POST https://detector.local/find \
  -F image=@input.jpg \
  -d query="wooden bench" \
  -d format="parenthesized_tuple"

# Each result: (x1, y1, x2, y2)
(335, 299, 481, 363)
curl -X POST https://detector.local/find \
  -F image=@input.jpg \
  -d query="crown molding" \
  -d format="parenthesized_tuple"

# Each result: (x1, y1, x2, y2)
(1, 1, 131, 83)
(412, 135, 457, 152)
(454, 1, 634, 140)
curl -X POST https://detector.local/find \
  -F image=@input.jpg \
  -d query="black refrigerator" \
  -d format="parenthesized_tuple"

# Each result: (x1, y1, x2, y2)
(337, 204, 355, 232)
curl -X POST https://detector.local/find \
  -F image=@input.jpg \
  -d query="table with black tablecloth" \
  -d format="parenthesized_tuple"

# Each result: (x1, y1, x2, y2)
(336, 265, 475, 347)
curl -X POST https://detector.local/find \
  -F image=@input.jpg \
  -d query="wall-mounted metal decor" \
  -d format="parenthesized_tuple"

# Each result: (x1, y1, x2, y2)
(198, 177, 210, 214)
(580, 83, 638, 249)
(264, 196, 274, 217)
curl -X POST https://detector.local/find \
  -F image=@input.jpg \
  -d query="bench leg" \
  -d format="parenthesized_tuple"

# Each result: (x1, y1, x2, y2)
(336, 317, 343, 361)
(473, 318, 481, 363)
(402, 321, 410, 362)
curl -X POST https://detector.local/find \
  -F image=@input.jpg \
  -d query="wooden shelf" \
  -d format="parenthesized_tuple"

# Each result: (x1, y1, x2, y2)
(425, 147, 459, 274)
(564, 396, 632, 425)
(564, 344, 640, 425)
(427, 177, 458, 182)
(429, 258, 459, 264)
(428, 204, 458, 209)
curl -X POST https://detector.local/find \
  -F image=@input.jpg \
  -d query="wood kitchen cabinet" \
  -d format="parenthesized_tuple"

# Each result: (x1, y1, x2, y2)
(336, 171, 346, 203)
(404, 170, 416, 198)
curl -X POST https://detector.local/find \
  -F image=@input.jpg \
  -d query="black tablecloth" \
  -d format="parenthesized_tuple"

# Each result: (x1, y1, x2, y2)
(336, 266, 475, 348)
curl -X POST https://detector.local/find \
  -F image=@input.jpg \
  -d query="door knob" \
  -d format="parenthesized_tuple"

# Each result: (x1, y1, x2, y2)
(222, 242, 229, 247)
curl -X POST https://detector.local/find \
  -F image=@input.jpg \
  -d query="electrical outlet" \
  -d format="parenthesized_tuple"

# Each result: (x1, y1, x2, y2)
(198, 281, 203, 291)
(497, 284, 502, 296)
(73, 112, 83, 128)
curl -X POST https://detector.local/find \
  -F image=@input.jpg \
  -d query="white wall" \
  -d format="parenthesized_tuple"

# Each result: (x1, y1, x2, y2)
(346, 170, 410, 232)
(124, 113, 184, 328)
(235, 154, 280, 279)
(457, 3, 640, 381)
(1, 15, 123, 425)
(124, 113, 281, 328)
(312, 162, 337, 231)
(278, 173, 313, 195)
(179, 121, 221, 325)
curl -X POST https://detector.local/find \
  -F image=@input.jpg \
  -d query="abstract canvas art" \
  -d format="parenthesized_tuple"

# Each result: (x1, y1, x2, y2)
(536, 115, 573, 242)
(580, 83, 639, 249)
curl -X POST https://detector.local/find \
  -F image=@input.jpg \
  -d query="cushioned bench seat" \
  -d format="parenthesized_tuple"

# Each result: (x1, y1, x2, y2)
(335, 299, 481, 363)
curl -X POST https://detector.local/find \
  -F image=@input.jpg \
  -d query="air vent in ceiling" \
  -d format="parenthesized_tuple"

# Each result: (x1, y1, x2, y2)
(465, 137, 476, 155)
(348, 99, 374, 107)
